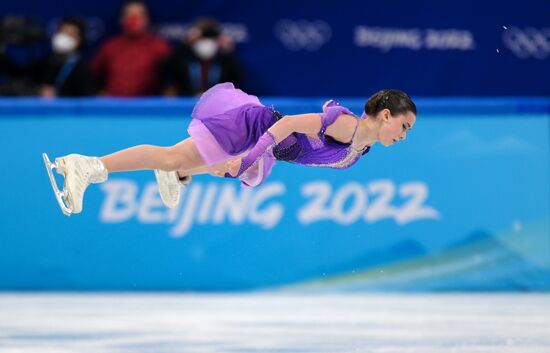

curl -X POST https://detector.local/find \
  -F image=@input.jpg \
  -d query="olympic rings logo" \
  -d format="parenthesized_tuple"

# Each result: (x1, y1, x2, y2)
(502, 27, 550, 59)
(274, 19, 332, 51)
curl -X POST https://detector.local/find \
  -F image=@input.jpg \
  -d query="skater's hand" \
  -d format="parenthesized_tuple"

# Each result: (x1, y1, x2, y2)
(224, 158, 242, 178)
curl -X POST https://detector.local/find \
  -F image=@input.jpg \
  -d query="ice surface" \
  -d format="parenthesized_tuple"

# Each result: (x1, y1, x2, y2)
(0, 293, 549, 353)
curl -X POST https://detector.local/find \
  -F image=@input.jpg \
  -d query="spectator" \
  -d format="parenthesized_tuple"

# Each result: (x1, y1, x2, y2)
(37, 16, 97, 97)
(92, 1, 170, 96)
(0, 47, 26, 94)
(163, 17, 243, 96)
(0, 15, 47, 96)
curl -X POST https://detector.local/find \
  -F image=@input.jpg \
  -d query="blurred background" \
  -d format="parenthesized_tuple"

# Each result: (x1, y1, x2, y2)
(0, 0, 549, 352)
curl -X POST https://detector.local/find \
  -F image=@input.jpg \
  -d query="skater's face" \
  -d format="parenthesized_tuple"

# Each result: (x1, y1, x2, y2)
(376, 109, 416, 147)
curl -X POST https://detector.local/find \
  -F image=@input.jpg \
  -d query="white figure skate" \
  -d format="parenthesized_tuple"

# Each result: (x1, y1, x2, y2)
(42, 153, 108, 216)
(154, 170, 192, 208)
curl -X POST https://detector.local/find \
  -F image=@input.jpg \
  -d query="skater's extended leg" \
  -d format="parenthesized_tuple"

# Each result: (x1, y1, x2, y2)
(155, 144, 244, 208)
(100, 137, 206, 174)
(177, 160, 239, 178)
(44, 138, 208, 215)
(153, 140, 245, 208)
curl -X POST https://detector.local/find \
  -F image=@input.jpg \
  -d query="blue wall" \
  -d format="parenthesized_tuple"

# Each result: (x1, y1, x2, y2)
(0, 97, 548, 291)
(1, 0, 549, 95)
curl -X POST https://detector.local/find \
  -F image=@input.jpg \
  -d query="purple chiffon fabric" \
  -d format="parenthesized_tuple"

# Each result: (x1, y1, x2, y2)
(187, 82, 371, 187)
(188, 83, 278, 187)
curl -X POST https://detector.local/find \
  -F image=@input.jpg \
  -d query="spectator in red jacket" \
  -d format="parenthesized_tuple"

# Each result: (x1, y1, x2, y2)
(92, 1, 170, 96)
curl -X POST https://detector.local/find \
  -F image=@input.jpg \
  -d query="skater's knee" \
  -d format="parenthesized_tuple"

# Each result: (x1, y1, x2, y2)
(164, 146, 187, 171)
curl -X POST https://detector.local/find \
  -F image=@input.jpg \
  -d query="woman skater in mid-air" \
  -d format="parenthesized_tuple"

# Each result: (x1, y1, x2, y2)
(43, 82, 416, 215)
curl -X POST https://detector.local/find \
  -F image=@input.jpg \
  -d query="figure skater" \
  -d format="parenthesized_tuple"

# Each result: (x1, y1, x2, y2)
(43, 82, 416, 216)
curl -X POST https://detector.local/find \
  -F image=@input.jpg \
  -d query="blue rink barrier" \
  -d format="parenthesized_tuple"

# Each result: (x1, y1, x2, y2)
(0, 98, 549, 291)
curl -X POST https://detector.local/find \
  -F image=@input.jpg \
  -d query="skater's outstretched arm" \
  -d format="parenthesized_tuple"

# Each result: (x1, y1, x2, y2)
(267, 113, 322, 143)
(267, 111, 356, 144)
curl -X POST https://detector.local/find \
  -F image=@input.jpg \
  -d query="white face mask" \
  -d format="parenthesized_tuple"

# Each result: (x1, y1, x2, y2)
(52, 33, 77, 54)
(192, 38, 218, 60)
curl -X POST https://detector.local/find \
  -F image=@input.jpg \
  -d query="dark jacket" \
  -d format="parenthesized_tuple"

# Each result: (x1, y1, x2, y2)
(163, 44, 243, 96)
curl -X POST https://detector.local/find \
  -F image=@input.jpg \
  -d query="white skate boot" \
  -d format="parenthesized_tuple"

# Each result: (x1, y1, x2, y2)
(42, 153, 108, 216)
(154, 170, 192, 208)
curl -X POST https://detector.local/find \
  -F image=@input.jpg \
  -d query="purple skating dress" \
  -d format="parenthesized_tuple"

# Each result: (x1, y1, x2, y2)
(187, 83, 371, 187)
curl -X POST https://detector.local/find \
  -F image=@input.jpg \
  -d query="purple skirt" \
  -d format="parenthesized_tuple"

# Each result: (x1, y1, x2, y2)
(187, 83, 278, 186)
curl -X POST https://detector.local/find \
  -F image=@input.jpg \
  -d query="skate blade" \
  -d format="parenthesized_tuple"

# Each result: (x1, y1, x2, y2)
(42, 153, 73, 216)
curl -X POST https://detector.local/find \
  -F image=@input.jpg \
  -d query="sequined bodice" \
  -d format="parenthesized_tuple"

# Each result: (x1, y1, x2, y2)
(272, 113, 371, 169)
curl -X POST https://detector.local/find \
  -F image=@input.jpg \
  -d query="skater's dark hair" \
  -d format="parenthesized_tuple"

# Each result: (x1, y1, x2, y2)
(364, 89, 416, 117)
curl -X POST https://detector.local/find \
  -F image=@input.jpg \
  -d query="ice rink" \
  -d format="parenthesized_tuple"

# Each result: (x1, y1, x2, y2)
(1, 293, 549, 353)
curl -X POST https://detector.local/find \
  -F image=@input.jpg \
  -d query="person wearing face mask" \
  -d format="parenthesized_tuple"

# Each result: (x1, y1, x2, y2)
(91, 1, 170, 96)
(163, 18, 243, 96)
(37, 17, 97, 97)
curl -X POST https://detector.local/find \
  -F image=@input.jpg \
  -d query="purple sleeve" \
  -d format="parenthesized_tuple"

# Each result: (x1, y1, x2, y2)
(319, 105, 354, 137)
(224, 131, 277, 179)
(324, 99, 340, 109)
